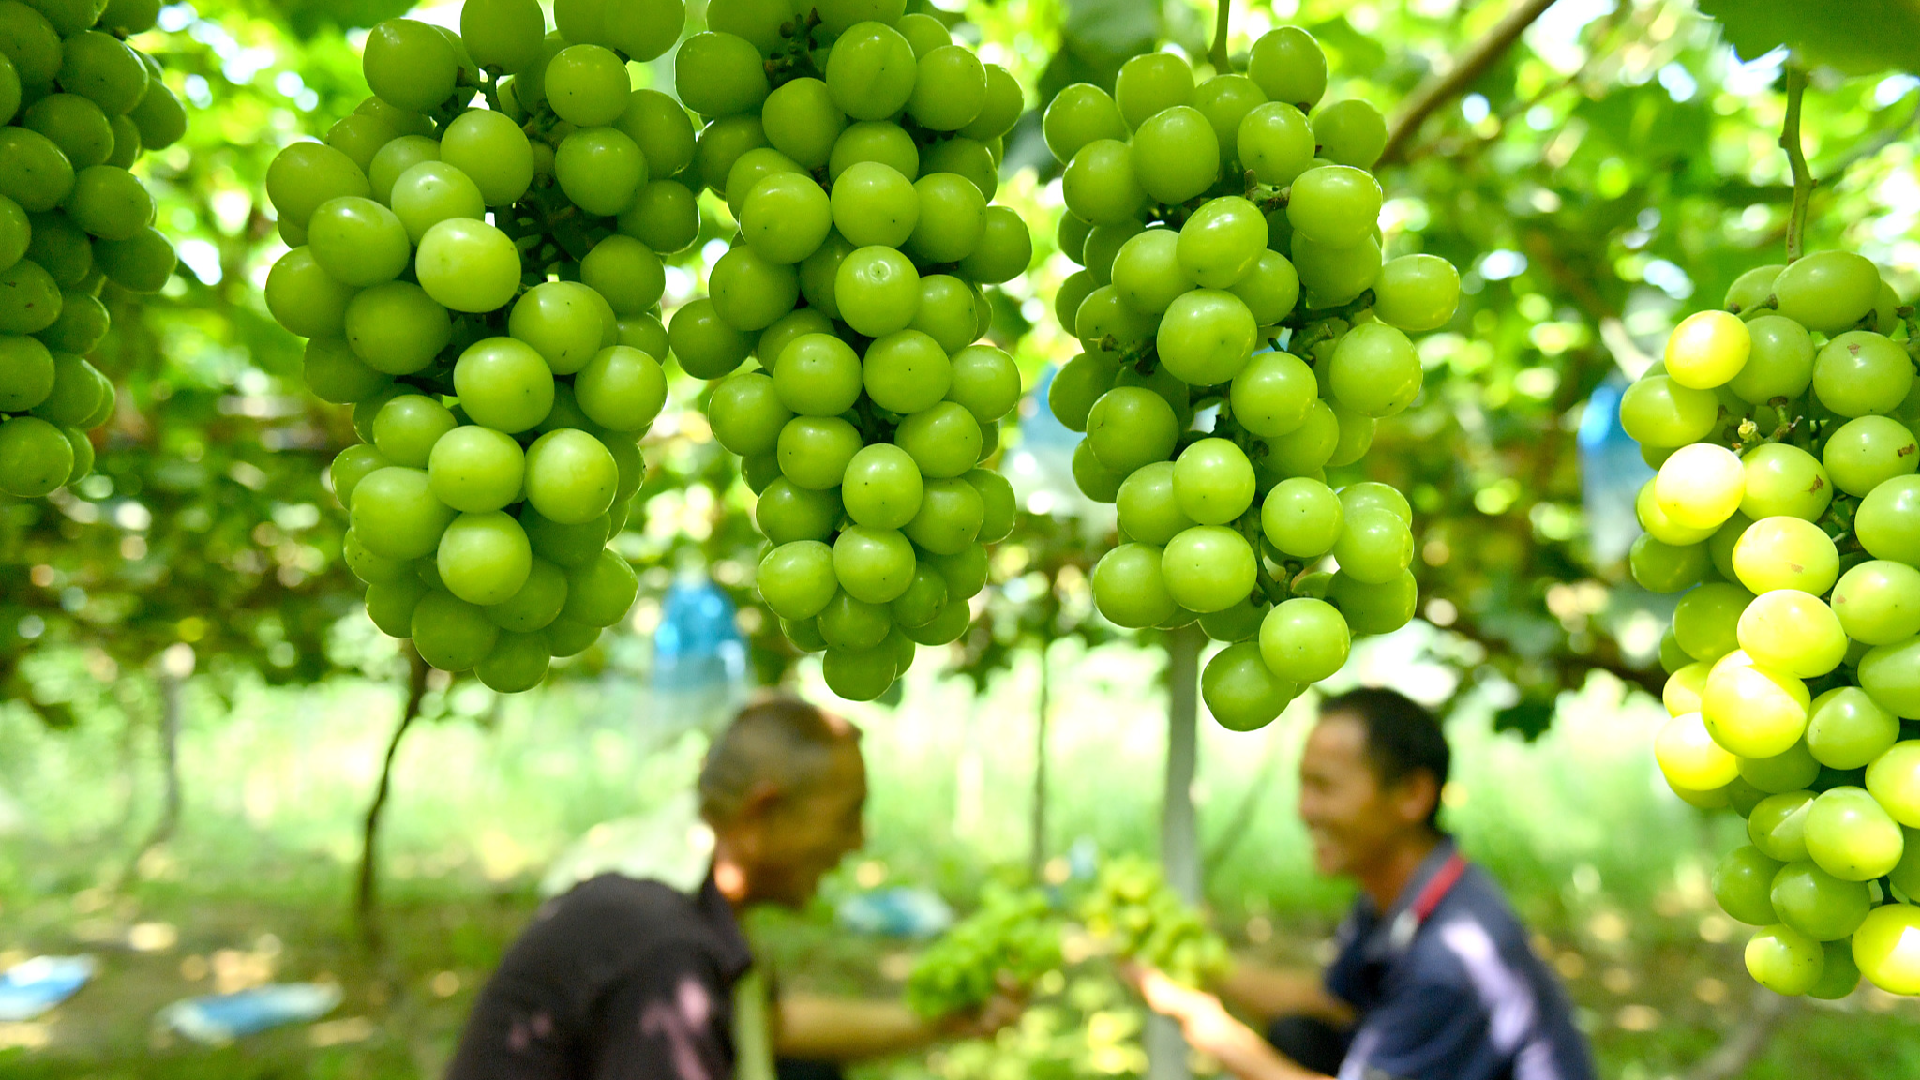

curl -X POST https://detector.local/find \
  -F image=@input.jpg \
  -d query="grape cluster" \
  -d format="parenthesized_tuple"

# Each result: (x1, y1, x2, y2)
(1078, 855, 1230, 987)
(0, 0, 183, 498)
(676, 0, 1030, 702)
(904, 885, 1061, 1019)
(1043, 28, 1460, 732)
(264, 0, 690, 691)
(1622, 251, 1920, 998)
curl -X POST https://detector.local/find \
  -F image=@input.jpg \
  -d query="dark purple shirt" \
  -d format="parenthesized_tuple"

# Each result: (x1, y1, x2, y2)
(446, 873, 753, 1080)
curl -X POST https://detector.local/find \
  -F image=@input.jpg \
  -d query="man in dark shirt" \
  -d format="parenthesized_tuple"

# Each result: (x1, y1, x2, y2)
(1130, 688, 1595, 1080)
(446, 696, 1003, 1080)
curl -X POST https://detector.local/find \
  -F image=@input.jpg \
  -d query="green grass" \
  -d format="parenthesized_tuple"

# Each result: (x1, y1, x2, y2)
(0, 636, 1916, 1078)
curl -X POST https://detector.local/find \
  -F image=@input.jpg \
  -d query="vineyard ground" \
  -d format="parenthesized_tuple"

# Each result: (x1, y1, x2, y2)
(0, 636, 1916, 1078)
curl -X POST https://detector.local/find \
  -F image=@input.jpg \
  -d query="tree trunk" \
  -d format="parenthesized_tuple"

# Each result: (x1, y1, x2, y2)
(1028, 641, 1051, 882)
(1147, 624, 1205, 1080)
(119, 670, 184, 887)
(152, 672, 182, 846)
(356, 647, 431, 949)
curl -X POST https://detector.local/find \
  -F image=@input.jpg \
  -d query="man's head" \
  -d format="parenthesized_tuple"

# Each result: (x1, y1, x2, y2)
(1297, 687, 1449, 879)
(698, 696, 866, 908)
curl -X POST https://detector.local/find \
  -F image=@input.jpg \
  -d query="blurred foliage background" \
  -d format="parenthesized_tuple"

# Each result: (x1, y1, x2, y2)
(1, 0, 1918, 1076)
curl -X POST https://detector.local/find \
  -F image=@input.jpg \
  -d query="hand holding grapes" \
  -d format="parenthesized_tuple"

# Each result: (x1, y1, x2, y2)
(1121, 963, 1308, 1080)
(930, 975, 1026, 1040)
(1079, 856, 1232, 986)
(905, 886, 1061, 1020)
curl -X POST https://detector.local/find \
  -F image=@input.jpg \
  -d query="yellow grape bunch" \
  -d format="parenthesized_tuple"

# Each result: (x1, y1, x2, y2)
(263, 0, 694, 691)
(676, 0, 1031, 702)
(0, 0, 184, 498)
(1044, 27, 1462, 733)
(1620, 250, 1920, 999)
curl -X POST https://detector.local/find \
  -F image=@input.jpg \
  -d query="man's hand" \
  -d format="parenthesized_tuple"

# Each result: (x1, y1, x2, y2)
(937, 975, 1026, 1040)
(1120, 964, 1324, 1080)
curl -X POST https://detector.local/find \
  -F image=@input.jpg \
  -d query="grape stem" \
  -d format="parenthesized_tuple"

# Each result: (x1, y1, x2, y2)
(1779, 62, 1813, 262)
(1250, 186, 1290, 215)
(768, 9, 827, 87)
(1208, 0, 1233, 73)
(1285, 293, 1372, 332)
(1736, 412, 1802, 451)
(476, 66, 506, 116)
(1245, 515, 1287, 606)
(1098, 335, 1161, 373)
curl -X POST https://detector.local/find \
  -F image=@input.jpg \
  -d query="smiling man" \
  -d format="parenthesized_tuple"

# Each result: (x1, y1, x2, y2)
(1132, 687, 1595, 1080)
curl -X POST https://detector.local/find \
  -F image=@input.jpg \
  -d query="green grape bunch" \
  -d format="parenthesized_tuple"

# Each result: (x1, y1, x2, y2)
(905, 885, 1062, 1019)
(1079, 855, 1230, 988)
(261, 0, 693, 692)
(676, 0, 1031, 702)
(1043, 27, 1462, 733)
(0, 0, 186, 499)
(1620, 250, 1920, 1000)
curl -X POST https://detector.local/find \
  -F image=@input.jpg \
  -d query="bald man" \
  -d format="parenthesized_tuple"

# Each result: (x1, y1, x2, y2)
(446, 697, 1011, 1080)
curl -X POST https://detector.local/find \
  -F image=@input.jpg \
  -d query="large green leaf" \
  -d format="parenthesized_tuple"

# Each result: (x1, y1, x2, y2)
(1062, 0, 1159, 63)
(266, 0, 417, 37)
(1699, 0, 1920, 74)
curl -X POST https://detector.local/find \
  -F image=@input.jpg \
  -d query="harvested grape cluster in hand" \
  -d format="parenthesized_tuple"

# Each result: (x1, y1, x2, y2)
(0, 0, 183, 498)
(1622, 251, 1920, 998)
(905, 885, 1061, 1019)
(1079, 855, 1230, 988)
(265, 0, 690, 690)
(679, 0, 1030, 702)
(1044, 27, 1461, 732)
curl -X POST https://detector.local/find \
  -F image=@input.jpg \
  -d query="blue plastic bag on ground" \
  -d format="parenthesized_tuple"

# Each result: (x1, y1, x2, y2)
(156, 983, 342, 1044)
(0, 955, 95, 1021)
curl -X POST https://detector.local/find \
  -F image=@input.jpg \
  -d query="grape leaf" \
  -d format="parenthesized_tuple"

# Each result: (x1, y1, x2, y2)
(1063, 0, 1160, 62)
(270, 0, 417, 38)
(1492, 697, 1557, 741)
(1698, 0, 1920, 75)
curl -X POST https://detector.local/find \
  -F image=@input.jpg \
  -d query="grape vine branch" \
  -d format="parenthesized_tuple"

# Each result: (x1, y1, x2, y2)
(1779, 62, 1813, 262)
(1378, 0, 1562, 168)
(355, 646, 432, 951)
